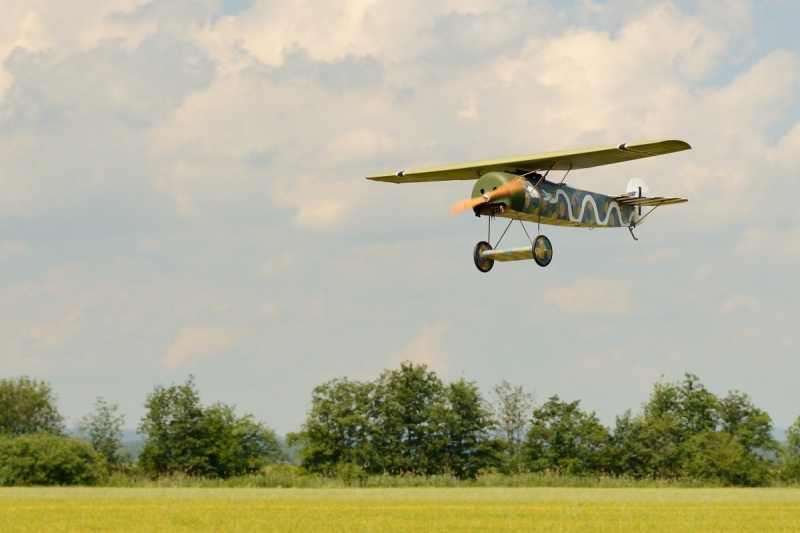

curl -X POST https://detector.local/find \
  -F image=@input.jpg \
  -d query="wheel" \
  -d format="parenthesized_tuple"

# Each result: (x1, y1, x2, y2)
(473, 241, 494, 273)
(532, 235, 553, 267)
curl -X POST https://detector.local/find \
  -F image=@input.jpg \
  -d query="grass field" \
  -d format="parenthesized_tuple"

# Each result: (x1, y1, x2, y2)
(1, 488, 799, 532)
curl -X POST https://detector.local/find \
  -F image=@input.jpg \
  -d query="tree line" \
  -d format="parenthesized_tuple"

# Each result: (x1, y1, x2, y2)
(0, 376, 281, 485)
(288, 364, 799, 486)
(2, 365, 800, 486)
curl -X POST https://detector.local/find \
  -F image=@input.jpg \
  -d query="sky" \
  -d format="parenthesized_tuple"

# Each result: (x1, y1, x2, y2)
(2, 0, 800, 435)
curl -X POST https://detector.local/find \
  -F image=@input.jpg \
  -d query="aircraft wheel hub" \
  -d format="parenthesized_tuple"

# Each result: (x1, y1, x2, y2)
(532, 235, 553, 267)
(473, 241, 494, 273)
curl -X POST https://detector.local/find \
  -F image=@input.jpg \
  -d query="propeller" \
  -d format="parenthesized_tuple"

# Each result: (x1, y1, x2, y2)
(449, 179, 526, 215)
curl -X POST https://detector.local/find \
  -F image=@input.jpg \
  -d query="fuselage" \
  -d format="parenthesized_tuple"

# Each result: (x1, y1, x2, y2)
(472, 172, 636, 228)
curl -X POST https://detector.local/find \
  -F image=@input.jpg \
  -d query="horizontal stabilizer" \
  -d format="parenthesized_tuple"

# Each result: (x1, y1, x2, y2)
(481, 246, 534, 262)
(612, 196, 688, 207)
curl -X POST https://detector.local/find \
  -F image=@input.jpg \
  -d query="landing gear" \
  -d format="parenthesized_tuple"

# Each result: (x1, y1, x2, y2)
(474, 215, 552, 271)
(473, 241, 494, 273)
(532, 235, 553, 267)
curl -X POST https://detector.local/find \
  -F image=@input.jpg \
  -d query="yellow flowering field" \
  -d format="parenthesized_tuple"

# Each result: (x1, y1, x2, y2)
(1, 488, 799, 532)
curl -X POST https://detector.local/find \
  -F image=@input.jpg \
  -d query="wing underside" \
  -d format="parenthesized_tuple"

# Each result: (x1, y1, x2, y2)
(367, 139, 691, 183)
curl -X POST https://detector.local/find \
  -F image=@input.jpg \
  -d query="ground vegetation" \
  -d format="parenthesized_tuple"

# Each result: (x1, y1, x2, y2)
(0, 366, 798, 487)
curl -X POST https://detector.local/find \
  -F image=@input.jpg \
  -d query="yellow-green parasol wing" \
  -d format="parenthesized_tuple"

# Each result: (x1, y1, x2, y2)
(366, 139, 691, 183)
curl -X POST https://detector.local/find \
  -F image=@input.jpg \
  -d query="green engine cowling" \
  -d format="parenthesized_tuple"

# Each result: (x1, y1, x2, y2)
(471, 172, 527, 212)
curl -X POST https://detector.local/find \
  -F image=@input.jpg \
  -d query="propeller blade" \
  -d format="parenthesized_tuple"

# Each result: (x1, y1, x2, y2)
(449, 180, 526, 215)
(449, 196, 486, 215)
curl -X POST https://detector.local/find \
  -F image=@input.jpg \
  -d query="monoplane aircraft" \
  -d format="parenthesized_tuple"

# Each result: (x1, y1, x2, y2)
(367, 139, 691, 272)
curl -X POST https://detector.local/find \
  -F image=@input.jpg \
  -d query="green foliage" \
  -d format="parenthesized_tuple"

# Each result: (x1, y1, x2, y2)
(489, 381, 534, 473)
(439, 379, 501, 478)
(522, 395, 609, 475)
(201, 403, 283, 477)
(610, 410, 682, 479)
(0, 376, 64, 436)
(718, 391, 777, 454)
(782, 415, 800, 481)
(138, 376, 209, 477)
(0, 369, 792, 487)
(78, 397, 127, 467)
(680, 431, 768, 486)
(286, 378, 377, 475)
(0, 433, 104, 486)
(336, 462, 368, 486)
(138, 376, 280, 478)
(645, 374, 719, 437)
(609, 375, 777, 486)
(371, 363, 447, 475)
(289, 362, 497, 478)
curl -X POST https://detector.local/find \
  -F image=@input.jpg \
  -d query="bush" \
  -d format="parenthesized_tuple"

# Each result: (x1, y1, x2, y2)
(0, 434, 104, 486)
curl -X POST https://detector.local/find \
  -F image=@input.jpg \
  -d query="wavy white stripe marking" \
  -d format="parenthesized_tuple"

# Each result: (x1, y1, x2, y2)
(547, 189, 625, 226)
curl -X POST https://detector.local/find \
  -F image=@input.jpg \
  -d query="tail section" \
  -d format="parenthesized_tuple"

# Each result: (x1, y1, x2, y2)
(614, 178, 687, 227)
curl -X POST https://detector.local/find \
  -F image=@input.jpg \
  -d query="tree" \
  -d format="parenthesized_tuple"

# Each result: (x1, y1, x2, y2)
(0, 433, 103, 486)
(716, 390, 777, 485)
(287, 378, 377, 476)
(644, 374, 719, 438)
(77, 397, 127, 467)
(610, 375, 777, 485)
(718, 390, 777, 454)
(202, 403, 282, 477)
(681, 431, 768, 486)
(610, 409, 683, 479)
(138, 377, 280, 478)
(522, 395, 609, 475)
(290, 362, 499, 478)
(0, 377, 64, 436)
(138, 377, 210, 477)
(612, 374, 719, 479)
(439, 379, 501, 478)
(489, 381, 534, 473)
(782, 415, 800, 481)
(370, 362, 447, 475)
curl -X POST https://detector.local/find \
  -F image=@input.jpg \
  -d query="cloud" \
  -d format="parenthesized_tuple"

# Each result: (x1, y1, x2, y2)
(564, 347, 662, 387)
(139, 237, 165, 252)
(731, 226, 800, 262)
(325, 128, 394, 163)
(718, 292, 763, 322)
(258, 252, 297, 277)
(266, 48, 383, 92)
(3, 0, 800, 433)
(542, 277, 634, 318)
(617, 248, 679, 266)
(0, 241, 28, 260)
(0, 31, 216, 218)
(163, 325, 249, 369)
(395, 322, 450, 372)
(2, 35, 215, 129)
(259, 301, 282, 318)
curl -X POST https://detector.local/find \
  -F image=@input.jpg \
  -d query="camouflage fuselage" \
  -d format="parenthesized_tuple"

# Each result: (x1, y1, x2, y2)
(472, 172, 636, 228)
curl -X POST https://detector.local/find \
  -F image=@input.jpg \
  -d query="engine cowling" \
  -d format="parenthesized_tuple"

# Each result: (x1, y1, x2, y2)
(470, 172, 526, 213)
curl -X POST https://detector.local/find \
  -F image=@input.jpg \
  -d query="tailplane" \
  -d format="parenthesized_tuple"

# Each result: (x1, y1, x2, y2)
(613, 177, 687, 227)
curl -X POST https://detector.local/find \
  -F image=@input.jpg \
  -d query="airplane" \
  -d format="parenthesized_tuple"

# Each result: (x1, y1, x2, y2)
(366, 139, 691, 272)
